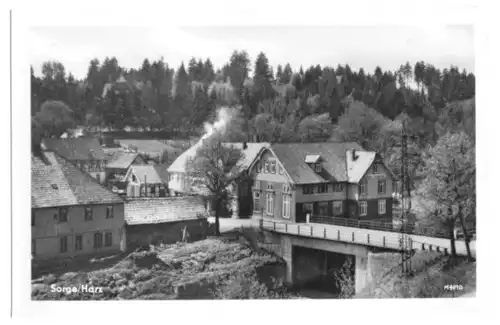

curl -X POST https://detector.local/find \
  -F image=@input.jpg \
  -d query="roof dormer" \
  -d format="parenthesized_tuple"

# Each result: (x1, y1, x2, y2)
(305, 154, 322, 173)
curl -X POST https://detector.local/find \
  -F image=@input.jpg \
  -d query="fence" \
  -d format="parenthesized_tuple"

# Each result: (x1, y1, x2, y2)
(308, 215, 475, 240)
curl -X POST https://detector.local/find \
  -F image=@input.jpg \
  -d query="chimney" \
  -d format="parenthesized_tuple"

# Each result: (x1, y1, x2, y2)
(352, 149, 358, 161)
(243, 142, 248, 150)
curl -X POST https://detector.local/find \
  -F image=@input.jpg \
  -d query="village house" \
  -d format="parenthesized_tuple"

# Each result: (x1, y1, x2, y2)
(125, 165, 170, 198)
(124, 196, 210, 249)
(31, 152, 125, 264)
(104, 151, 147, 195)
(247, 142, 397, 223)
(42, 137, 108, 184)
(167, 141, 270, 218)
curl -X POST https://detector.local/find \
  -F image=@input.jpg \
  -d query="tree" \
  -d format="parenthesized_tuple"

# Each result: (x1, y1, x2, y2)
(253, 52, 275, 101)
(275, 64, 283, 83)
(203, 58, 216, 84)
(227, 50, 251, 101)
(186, 134, 244, 236)
(335, 101, 386, 150)
(414, 61, 426, 93)
(417, 131, 475, 261)
(188, 57, 198, 81)
(33, 100, 76, 138)
(297, 113, 333, 142)
(280, 63, 293, 84)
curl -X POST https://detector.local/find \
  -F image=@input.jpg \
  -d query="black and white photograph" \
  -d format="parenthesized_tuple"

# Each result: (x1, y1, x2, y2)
(6, 0, 500, 322)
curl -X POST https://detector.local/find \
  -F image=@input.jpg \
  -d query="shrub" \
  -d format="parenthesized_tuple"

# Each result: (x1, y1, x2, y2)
(212, 272, 291, 299)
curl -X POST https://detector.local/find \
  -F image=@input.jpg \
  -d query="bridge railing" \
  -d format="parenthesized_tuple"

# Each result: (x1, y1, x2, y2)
(259, 218, 412, 252)
(308, 215, 475, 240)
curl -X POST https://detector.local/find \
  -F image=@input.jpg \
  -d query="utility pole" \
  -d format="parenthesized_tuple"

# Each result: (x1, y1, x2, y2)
(399, 118, 413, 276)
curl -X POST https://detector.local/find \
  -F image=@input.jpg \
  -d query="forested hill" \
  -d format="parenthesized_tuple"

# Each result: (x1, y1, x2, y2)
(31, 52, 475, 153)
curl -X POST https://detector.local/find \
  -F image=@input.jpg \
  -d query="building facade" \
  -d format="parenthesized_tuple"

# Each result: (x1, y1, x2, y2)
(247, 143, 396, 223)
(125, 165, 169, 198)
(32, 152, 125, 263)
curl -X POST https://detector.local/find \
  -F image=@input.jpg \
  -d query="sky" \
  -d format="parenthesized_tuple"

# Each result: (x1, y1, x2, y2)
(30, 25, 474, 80)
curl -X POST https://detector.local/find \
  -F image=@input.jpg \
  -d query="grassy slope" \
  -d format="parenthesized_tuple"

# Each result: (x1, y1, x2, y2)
(32, 238, 285, 300)
(357, 251, 476, 298)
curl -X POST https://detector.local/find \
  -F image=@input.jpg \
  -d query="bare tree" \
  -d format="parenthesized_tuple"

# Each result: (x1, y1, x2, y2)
(185, 135, 244, 236)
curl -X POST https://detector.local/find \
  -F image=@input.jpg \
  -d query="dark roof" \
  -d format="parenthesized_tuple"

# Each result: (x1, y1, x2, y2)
(124, 197, 208, 225)
(31, 152, 123, 208)
(154, 164, 170, 183)
(42, 137, 107, 161)
(269, 142, 363, 184)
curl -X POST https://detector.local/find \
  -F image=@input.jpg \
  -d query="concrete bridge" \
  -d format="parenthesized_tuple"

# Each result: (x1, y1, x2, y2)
(258, 218, 476, 295)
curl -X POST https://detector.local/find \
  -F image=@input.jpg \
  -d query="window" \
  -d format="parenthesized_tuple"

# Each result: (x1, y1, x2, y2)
(315, 163, 322, 173)
(31, 209, 35, 226)
(318, 202, 329, 216)
(85, 206, 93, 221)
(60, 236, 68, 253)
(372, 163, 380, 174)
(270, 161, 276, 174)
(302, 185, 314, 195)
(105, 232, 113, 247)
(392, 181, 398, 193)
(359, 179, 367, 196)
(317, 183, 328, 193)
(266, 193, 274, 215)
(359, 201, 368, 216)
(106, 206, 114, 219)
(257, 162, 262, 173)
(75, 235, 83, 251)
(282, 184, 291, 193)
(378, 179, 386, 195)
(253, 192, 261, 212)
(59, 207, 68, 223)
(333, 201, 343, 215)
(378, 199, 386, 214)
(267, 183, 274, 191)
(303, 203, 313, 214)
(254, 181, 261, 190)
(282, 194, 291, 219)
(94, 232, 103, 248)
(333, 183, 345, 193)
(278, 165, 284, 175)
(264, 161, 270, 173)
(96, 173, 101, 183)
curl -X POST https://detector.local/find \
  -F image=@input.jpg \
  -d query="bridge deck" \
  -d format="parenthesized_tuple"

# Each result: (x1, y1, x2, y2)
(260, 219, 476, 257)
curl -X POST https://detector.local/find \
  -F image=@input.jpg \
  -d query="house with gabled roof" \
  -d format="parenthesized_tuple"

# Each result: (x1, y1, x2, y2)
(125, 165, 170, 198)
(247, 142, 397, 223)
(104, 151, 148, 194)
(41, 137, 108, 184)
(31, 152, 125, 263)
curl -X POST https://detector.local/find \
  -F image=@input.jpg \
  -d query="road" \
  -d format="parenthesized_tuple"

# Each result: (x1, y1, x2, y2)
(216, 217, 259, 233)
